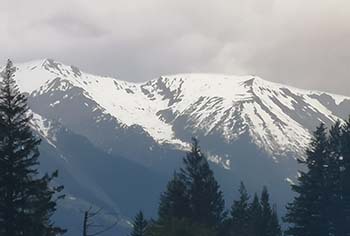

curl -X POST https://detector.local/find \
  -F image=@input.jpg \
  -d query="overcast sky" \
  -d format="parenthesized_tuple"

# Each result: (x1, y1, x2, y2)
(1, 0, 349, 96)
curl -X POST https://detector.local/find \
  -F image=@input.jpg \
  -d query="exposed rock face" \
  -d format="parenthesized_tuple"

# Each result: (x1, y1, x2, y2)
(5, 59, 349, 236)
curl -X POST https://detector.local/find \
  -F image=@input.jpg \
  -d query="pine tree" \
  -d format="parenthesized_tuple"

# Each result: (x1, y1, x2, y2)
(260, 186, 272, 236)
(131, 211, 148, 236)
(146, 218, 216, 236)
(0, 60, 65, 236)
(327, 121, 343, 236)
(260, 187, 281, 236)
(229, 182, 250, 236)
(180, 138, 225, 229)
(248, 193, 262, 236)
(158, 172, 191, 222)
(285, 124, 331, 236)
(268, 205, 282, 236)
(340, 117, 350, 236)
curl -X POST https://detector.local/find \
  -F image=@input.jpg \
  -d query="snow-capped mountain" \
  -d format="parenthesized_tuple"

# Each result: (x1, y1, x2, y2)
(14, 59, 350, 160)
(4, 59, 350, 235)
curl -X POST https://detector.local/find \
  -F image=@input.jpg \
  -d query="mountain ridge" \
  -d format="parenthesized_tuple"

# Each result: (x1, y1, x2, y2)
(11, 58, 350, 161)
(2, 58, 350, 235)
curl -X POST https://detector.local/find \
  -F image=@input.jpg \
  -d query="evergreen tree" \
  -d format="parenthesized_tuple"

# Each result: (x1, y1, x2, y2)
(260, 187, 281, 236)
(285, 124, 331, 236)
(260, 186, 272, 236)
(180, 138, 225, 228)
(248, 193, 262, 236)
(229, 182, 250, 236)
(268, 205, 282, 236)
(158, 172, 191, 222)
(0, 60, 65, 236)
(340, 117, 350, 236)
(260, 187, 272, 236)
(131, 211, 148, 236)
(327, 121, 343, 236)
(146, 218, 216, 236)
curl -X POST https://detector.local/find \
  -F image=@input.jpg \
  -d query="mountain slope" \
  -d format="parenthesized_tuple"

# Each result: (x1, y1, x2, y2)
(14, 59, 350, 160)
(30, 112, 171, 236)
(4, 59, 350, 234)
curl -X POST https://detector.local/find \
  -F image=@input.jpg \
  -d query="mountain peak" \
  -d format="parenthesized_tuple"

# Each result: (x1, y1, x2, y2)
(41, 58, 57, 66)
(6, 60, 350, 158)
(11, 59, 79, 93)
(41, 58, 64, 73)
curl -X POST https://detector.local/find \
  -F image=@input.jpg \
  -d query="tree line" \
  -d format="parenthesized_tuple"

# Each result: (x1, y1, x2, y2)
(0, 59, 350, 235)
(130, 138, 282, 236)
(285, 121, 350, 236)
(128, 98, 350, 234)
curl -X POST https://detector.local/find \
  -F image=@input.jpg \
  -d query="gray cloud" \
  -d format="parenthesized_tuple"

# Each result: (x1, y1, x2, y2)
(1, 0, 349, 96)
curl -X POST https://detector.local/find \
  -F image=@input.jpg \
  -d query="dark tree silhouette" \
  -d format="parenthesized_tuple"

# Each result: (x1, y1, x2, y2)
(229, 182, 250, 236)
(180, 138, 225, 229)
(158, 172, 191, 222)
(285, 124, 332, 236)
(130, 211, 148, 236)
(0, 60, 65, 235)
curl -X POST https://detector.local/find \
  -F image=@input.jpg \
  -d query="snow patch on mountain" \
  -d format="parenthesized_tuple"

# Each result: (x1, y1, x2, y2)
(31, 112, 58, 148)
(9, 59, 350, 159)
